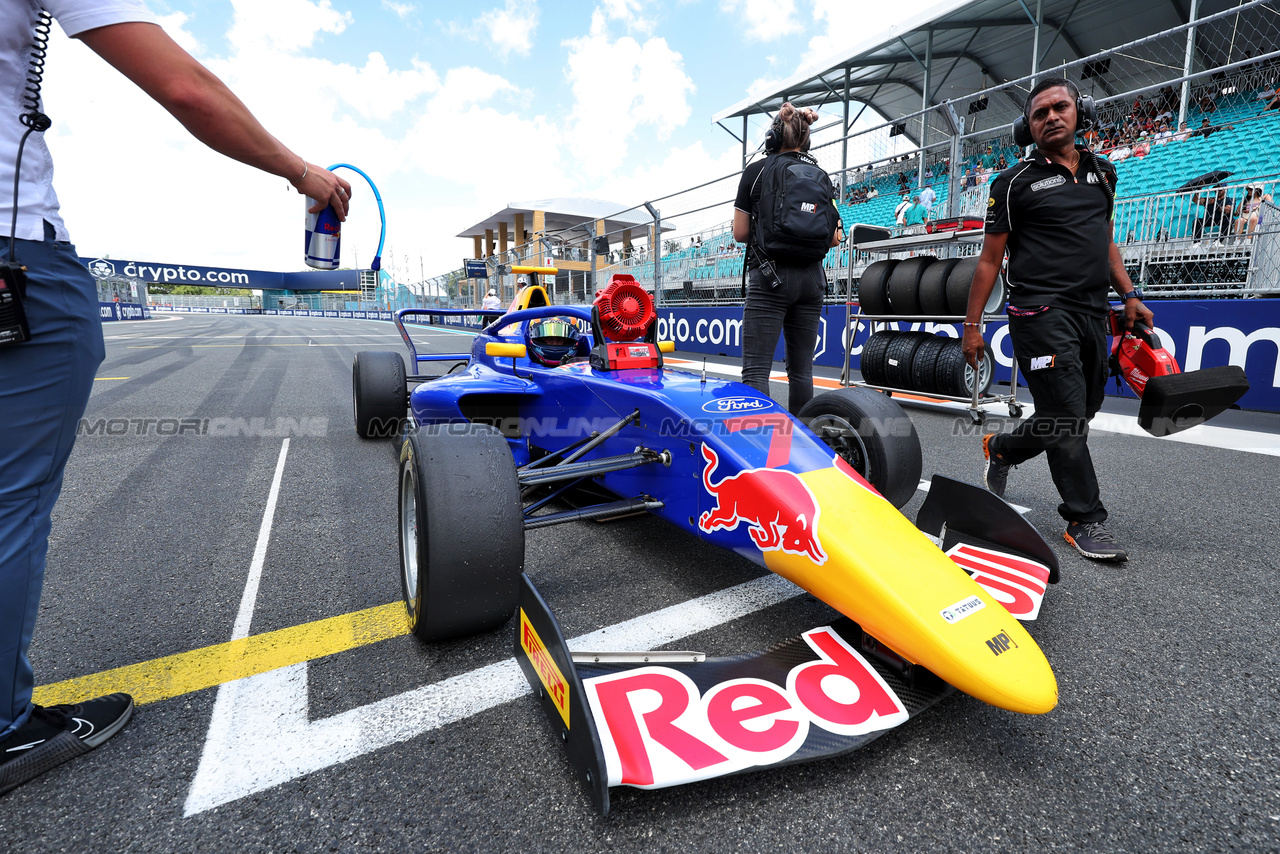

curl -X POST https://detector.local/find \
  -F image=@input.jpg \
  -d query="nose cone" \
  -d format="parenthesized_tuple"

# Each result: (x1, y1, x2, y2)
(762, 463, 1059, 715)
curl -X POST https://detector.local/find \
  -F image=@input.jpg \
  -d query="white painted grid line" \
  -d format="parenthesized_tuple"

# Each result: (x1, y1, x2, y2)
(230, 438, 290, 641)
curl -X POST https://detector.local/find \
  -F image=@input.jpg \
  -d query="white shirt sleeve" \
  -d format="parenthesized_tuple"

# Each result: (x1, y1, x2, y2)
(45, 0, 157, 38)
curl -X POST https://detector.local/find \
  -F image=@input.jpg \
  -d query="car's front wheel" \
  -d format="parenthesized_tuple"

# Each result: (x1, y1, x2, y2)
(398, 423, 524, 641)
(798, 388, 922, 508)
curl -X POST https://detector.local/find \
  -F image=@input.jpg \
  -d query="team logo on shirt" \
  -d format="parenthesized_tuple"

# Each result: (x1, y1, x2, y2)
(1030, 175, 1066, 192)
(1086, 172, 1100, 184)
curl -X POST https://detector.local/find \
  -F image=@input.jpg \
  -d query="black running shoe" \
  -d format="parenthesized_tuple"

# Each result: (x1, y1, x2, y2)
(0, 693, 134, 796)
(1064, 521, 1129, 562)
(982, 433, 1012, 498)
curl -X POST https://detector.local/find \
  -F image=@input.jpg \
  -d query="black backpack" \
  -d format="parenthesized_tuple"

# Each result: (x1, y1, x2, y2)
(751, 152, 839, 265)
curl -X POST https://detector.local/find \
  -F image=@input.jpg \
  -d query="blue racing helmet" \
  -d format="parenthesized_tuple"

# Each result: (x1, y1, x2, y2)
(526, 317, 581, 366)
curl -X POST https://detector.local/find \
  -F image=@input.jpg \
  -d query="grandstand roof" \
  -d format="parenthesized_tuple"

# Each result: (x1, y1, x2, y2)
(712, 0, 1265, 130)
(456, 198, 672, 240)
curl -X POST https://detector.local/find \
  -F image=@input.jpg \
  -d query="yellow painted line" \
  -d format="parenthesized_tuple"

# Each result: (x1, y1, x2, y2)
(94, 377, 130, 381)
(33, 602, 409, 707)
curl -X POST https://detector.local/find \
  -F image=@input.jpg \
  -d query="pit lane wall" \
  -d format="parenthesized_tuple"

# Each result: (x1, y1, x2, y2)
(654, 300, 1280, 413)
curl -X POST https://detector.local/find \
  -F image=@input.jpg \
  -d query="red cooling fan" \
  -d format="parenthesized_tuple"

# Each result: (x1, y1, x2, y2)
(593, 275, 654, 341)
(588, 275, 662, 370)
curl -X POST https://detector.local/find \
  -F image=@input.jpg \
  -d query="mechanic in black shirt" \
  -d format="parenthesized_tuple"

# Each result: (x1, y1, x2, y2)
(962, 77, 1153, 562)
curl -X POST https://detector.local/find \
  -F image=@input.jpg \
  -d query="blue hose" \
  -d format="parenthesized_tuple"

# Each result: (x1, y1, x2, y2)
(327, 163, 386, 271)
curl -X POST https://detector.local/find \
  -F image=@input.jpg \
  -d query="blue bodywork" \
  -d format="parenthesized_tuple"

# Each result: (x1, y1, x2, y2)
(395, 306, 845, 566)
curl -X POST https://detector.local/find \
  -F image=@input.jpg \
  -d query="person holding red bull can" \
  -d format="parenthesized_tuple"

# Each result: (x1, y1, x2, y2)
(0, 1, 350, 797)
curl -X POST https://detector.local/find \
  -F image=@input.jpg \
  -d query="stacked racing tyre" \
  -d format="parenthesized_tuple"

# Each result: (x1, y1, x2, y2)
(883, 331, 934, 390)
(917, 257, 959, 316)
(885, 256, 935, 315)
(859, 330, 894, 387)
(909, 334, 952, 395)
(856, 259, 897, 316)
(945, 257, 1006, 316)
(932, 339, 995, 398)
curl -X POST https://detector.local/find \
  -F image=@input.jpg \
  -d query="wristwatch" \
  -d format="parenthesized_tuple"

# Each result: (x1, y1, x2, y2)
(1121, 287, 1144, 301)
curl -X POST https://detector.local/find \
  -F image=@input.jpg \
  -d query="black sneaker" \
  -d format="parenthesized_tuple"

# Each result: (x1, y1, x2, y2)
(0, 693, 134, 796)
(1064, 521, 1129, 562)
(982, 433, 1012, 498)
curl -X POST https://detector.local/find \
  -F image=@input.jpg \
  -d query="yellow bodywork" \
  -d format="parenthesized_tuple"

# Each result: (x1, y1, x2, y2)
(764, 465, 1058, 715)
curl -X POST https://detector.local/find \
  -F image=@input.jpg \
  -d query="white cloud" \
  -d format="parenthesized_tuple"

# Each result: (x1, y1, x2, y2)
(381, 1, 415, 20)
(226, 0, 351, 55)
(563, 10, 695, 177)
(476, 0, 539, 58)
(719, 0, 801, 43)
(600, 0, 654, 35)
(155, 12, 200, 54)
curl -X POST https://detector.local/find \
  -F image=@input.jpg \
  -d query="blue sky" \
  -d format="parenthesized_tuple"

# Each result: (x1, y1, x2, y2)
(43, 0, 931, 280)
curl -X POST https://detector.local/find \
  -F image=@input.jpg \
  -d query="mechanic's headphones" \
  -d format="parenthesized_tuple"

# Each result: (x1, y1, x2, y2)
(1012, 86, 1097, 147)
(764, 117, 783, 153)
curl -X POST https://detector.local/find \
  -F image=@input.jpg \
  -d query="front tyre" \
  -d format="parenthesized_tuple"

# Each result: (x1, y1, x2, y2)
(399, 424, 524, 641)
(353, 351, 407, 439)
(798, 388, 923, 509)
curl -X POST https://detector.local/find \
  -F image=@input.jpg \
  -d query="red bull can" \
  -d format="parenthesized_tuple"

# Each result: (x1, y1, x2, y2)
(305, 198, 341, 270)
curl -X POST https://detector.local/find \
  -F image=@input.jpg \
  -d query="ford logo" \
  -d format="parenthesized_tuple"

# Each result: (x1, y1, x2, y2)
(701, 396, 773, 414)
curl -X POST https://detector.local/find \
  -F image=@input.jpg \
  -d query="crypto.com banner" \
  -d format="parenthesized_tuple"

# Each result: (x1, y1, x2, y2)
(655, 300, 1280, 412)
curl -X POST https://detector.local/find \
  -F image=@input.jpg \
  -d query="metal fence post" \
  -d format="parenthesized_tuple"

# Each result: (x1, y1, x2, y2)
(644, 202, 661, 303)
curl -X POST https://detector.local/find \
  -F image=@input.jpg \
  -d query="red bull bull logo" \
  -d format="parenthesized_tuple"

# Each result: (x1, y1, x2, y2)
(698, 444, 827, 564)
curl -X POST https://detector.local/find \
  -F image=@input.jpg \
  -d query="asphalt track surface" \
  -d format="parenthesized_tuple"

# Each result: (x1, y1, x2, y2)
(4, 312, 1279, 853)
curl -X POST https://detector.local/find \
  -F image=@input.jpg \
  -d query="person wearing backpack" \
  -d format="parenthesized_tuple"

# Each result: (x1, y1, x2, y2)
(732, 103, 843, 414)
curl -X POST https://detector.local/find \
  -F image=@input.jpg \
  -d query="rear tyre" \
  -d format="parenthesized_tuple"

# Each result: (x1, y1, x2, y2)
(884, 331, 932, 390)
(859, 330, 894, 387)
(399, 424, 524, 641)
(909, 335, 950, 394)
(918, 257, 959, 316)
(798, 388, 923, 509)
(886, 256, 934, 315)
(353, 351, 407, 439)
(857, 260, 898, 316)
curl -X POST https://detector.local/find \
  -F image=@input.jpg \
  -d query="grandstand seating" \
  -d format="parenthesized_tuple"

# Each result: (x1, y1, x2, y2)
(628, 86, 1280, 293)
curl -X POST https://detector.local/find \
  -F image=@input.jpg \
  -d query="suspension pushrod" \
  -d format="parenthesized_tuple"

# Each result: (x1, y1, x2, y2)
(523, 497, 664, 530)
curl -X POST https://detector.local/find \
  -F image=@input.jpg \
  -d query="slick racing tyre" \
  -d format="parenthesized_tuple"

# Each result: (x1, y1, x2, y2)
(399, 424, 523, 641)
(933, 339, 995, 398)
(909, 334, 951, 394)
(886, 256, 935, 315)
(859, 330, 894, 387)
(798, 387, 923, 509)
(884, 331, 933, 390)
(917, 257, 959, 317)
(353, 350, 407, 439)
(856, 259, 897, 316)
(945, 258, 1007, 316)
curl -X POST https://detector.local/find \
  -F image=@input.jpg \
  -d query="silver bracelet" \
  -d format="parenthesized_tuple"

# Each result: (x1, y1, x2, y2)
(289, 159, 308, 187)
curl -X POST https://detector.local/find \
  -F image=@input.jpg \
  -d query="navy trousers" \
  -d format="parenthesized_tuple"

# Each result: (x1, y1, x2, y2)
(0, 222, 104, 738)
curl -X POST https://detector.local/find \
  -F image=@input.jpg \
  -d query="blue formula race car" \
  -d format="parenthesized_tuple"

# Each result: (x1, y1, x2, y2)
(351, 273, 1061, 814)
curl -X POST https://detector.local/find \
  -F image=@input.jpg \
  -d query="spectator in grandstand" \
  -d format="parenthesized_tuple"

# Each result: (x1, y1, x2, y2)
(980, 146, 998, 170)
(963, 167, 977, 190)
(0, 1, 351, 797)
(963, 77, 1151, 562)
(918, 183, 936, 213)
(1192, 188, 1234, 243)
(1234, 187, 1272, 237)
(732, 102, 841, 415)
(1173, 121, 1192, 142)
(894, 194, 912, 225)
(902, 194, 929, 232)
(1266, 88, 1280, 111)
(1153, 121, 1174, 145)
(1158, 85, 1178, 117)
(1256, 82, 1276, 102)
(1195, 118, 1218, 139)
(1198, 90, 1218, 113)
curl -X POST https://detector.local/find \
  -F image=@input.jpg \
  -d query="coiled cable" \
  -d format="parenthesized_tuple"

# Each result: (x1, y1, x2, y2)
(9, 10, 54, 260)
